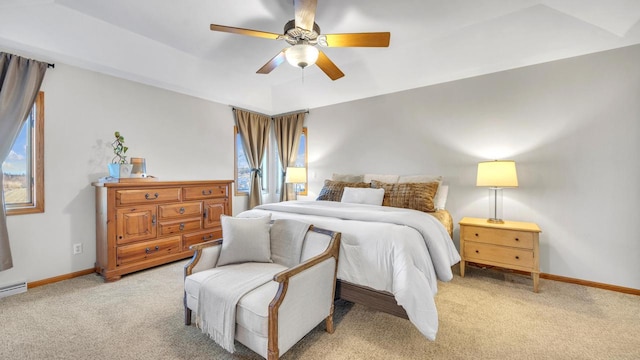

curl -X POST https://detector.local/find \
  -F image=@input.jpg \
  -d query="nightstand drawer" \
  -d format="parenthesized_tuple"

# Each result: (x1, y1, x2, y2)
(464, 242, 534, 268)
(463, 226, 533, 249)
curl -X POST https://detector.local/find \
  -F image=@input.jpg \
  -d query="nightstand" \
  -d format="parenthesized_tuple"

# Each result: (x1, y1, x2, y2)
(459, 217, 542, 292)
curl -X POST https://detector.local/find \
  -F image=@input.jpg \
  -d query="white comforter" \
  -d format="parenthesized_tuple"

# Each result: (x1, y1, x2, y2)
(238, 200, 461, 340)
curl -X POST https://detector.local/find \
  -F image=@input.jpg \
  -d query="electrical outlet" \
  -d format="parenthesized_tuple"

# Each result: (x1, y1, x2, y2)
(73, 243, 82, 255)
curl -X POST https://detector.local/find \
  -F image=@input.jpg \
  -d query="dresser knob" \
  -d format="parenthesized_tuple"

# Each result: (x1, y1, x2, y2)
(515, 256, 520, 260)
(475, 233, 479, 237)
(179, 223, 185, 231)
(475, 250, 479, 253)
(179, 207, 185, 214)
(515, 238, 520, 241)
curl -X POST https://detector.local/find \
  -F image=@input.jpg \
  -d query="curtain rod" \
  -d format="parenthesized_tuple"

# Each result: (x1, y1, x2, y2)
(230, 105, 309, 118)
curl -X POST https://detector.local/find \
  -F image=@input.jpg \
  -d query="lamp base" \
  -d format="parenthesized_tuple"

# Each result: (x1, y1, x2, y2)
(487, 218, 505, 224)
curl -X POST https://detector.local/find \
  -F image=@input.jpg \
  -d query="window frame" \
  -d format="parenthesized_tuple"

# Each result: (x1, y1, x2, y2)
(4, 91, 45, 216)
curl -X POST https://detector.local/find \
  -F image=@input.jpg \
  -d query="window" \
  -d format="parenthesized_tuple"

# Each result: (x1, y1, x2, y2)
(235, 126, 308, 197)
(234, 126, 268, 196)
(2, 91, 44, 215)
(275, 128, 307, 195)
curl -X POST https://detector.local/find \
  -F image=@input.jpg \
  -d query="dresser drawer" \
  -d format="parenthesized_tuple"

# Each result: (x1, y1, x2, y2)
(464, 242, 534, 269)
(116, 236, 181, 266)
(183, 229, 222, 251)
(463, 226, 533, 249)
(158, 218, 202, 236)
(183, 185, 228, 200)
(158, 201, 202, 220)
(116, 187, 182, 205)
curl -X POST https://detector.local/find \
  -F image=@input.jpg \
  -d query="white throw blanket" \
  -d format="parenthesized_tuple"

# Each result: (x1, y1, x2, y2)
(196, 263, 285, 353)
(239, 200, 461, 340)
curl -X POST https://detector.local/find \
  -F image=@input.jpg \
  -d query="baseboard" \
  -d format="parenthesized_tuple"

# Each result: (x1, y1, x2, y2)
(466, 263, 639, 296)
(26, 265, 640, 296)
(540, 273, 640, 296)
(27, 268, 96, 289)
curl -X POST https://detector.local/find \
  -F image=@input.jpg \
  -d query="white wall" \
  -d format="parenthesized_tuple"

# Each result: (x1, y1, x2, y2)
(0, 62, 238, 287)
(2, 44, 638, 291)
(304, 44, 640, 290)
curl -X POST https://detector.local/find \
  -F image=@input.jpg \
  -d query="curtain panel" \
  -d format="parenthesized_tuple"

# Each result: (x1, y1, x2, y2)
(273, 112, 305, 201)
(0, 52, 48, 271)
(234, 108, 271, 209)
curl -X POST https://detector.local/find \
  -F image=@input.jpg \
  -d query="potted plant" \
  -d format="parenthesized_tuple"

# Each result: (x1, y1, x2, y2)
(107, 131, 133, 178)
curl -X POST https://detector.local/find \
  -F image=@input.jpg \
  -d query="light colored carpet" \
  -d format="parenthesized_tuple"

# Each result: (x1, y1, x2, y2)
(1, 261, 638, 359)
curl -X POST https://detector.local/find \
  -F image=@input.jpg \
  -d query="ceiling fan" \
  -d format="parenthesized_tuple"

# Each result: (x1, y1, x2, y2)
(209, 0, 390, 80)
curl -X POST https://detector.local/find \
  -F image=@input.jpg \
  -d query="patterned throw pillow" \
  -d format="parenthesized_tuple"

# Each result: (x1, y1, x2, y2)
(371, 180, 440, 212)
(316, 180, 371, 201)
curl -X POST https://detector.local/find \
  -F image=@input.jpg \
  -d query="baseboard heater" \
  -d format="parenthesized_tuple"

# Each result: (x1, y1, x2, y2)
(0, 281, 27, 299)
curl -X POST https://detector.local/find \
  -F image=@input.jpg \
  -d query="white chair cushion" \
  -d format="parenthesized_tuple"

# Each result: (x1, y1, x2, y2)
(184, 262, 287, 315)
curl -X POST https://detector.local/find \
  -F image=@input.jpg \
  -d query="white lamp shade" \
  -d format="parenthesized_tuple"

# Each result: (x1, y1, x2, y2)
(285, 167, 307, 184)
(285, 44, 319, 68)
(476, 160, 518, 188)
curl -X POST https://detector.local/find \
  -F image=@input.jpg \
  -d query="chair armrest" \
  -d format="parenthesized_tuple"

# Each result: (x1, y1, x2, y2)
(184, 238, 222, 277)
(273, 226, 341, 283)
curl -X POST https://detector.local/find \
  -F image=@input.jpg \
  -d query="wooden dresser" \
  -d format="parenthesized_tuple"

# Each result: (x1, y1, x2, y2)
(93, 180, 233, 282)
(459, 217, 542, 292)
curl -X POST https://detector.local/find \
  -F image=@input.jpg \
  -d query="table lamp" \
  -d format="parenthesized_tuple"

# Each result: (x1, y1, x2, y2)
(476, 160, 518, 224)
(285, 167, 307, 200)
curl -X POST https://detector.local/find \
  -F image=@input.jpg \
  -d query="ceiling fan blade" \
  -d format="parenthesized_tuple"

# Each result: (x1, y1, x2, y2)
(256, 50, 287, 74)
(294, 0, 317, 31)
(316, 50, 345, 81)
(210, 24, 281, 40)
(322, 32, 391, 47)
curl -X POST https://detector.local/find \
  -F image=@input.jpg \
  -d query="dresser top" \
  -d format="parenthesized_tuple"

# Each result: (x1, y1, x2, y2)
(92, 179, 233, 188)
(459, 217, 541, 233)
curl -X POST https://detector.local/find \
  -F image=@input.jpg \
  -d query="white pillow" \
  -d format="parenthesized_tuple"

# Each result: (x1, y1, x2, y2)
(363, 174, 399, 183)
(216, 214, 272, 266)
(434, 184, 448, 210)
(332, 173, 364, 183)
(341, 187, 385, 206)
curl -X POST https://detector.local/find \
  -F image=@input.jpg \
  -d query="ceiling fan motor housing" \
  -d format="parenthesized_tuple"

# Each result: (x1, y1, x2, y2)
(284, 19, 321, 45)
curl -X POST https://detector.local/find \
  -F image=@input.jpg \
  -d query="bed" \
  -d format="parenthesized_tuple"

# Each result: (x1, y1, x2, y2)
(238, 174, 461, 340)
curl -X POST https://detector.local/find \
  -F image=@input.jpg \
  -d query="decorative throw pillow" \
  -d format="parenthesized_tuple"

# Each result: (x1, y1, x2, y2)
(371, 180, 440, 212)
(316, 180, 370, 201)
(216, 214, 272, 266)
(341, 187, 385, 206)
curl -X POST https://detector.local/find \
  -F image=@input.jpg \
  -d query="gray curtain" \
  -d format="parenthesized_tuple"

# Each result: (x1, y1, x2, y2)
(273, 112, 305, 201)
(234, 108, 271, 209)
(0, 53, 47, 271)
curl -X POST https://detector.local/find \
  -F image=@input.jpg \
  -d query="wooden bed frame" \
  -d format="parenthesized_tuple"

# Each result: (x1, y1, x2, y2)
(335, 279, 408, 319)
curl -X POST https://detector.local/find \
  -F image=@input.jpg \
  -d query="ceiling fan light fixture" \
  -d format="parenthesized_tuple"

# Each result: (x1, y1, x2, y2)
(285, 44, 319, 68)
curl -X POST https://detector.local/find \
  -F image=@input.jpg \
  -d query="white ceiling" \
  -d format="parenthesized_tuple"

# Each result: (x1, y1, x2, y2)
(1, 0, 639, 114)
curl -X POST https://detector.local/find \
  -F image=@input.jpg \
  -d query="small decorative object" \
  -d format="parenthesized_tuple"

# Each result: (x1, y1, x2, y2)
(285, 167, 307, 200)
(130, 157, 147, 178)
(108, 131, 133, 179)
(476, 160, 518, 224)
